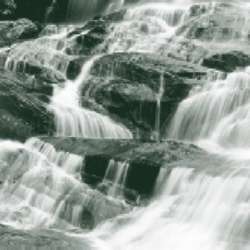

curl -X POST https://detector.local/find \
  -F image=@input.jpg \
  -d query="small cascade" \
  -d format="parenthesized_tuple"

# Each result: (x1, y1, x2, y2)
(4, 30, 71, 75)
(0, 138, 87, 229)
(167, 67, 250, 148)
(101, 159, 130, 199)
(49, 55, 133, 139)
(104, 2, 190, 54)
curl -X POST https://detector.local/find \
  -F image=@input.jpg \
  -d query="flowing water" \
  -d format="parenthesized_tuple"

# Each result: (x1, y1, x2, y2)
(48, 55, 133, 139)
(1, 0, 250, 250)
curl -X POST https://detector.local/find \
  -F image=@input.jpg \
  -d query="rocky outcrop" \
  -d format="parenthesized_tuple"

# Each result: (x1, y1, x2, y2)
(0, 70, 53, 140)
(202, 51, 250, 72)
(0, 224, 88, 250)
(0, 18, 40, 47)
(0, 0, 16, 19)
(79, 53, 207, 138)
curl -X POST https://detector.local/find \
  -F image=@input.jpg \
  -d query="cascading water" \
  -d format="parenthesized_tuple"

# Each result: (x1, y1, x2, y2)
(167, 67, 250, 151)
(103, 2, 190, 54)
(3, 0, 250, 249)
(49, 55, 133, 139)
(0, 138, 85, 229)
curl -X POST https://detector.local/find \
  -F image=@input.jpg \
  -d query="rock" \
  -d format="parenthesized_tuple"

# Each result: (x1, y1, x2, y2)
(0, 0, 16, 19)
(40, 137, 221, 201)
(80, 53, 206, 138)
(15, 0, 52, 22)
(0, 69, 54, 140)
(0, 224, 90, 250)
(202, 51, 250, 72)
(0, 18, 40, 47)
(64, 11, 126, 57)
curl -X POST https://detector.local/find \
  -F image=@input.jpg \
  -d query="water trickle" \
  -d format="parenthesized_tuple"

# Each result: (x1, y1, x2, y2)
(101, 159, 130, 198)
(154, 73, 165, 141)
(49, 55, 133, 139)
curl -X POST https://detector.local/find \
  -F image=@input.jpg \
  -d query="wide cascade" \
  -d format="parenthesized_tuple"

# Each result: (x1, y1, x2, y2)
(1, 0, 250, 250)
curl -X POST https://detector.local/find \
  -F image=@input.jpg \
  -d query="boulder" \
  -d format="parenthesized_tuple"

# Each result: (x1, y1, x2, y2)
(64, 11, 126, 57)
(202, 51, 250, 72)
(0, 69, 54, 140)
(0, 0, 16, 19)
(80, 53, 207, 138)
(0, 18, 40, 47)
(0, 224, 89, 250)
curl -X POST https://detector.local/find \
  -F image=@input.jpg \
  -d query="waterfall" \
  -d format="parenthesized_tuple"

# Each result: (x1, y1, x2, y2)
(49, 55, 133, 139)
(3, 0, 250, 249)
(91, 165, 250, 250)
(167, 67, 250, 149)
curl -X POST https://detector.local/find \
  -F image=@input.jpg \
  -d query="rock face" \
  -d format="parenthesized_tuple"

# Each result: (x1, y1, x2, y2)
(0, 18, 40, 47)
(81, 53, 206, 138)
(0, 0, 16, 19)
(202, 51, 250, 72)
(0, 224, 89, 250)
(0, 70, 53, 140)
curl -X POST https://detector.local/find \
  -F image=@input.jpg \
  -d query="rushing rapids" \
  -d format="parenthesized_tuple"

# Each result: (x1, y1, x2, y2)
(1, 0, 250, 250)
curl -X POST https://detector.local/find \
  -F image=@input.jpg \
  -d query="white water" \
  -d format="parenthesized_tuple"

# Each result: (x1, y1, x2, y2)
(2, 1, 250, 250)
(103, 2, 190, 54)
(167, 67, 250, 151)
(49, 55, 133, 139)
(0, 138, 84, 229)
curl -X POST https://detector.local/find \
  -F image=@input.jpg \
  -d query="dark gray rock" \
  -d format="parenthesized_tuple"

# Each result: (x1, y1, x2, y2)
(0, 69, 54, 140)
(202, 51, 250, 72)
(0, 0, 16, 19)
(0, 18, 40, 47)
(80, 53, 206, 138)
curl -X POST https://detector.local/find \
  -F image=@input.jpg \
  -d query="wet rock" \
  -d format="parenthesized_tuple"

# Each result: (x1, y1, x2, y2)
(0, 69, 54, 140)
(64, 11, 126, 56)
(81, 53, 206, 138)
(202, 51, 250, 72)
(0, 18, 40, 47)
(41, 137, 218, 200)
(0, 224, 90, 250)
(0, 0, 16, 19)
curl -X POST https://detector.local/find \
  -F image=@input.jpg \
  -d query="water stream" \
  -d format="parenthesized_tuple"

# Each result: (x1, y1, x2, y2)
(1, 0, 250, 250)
